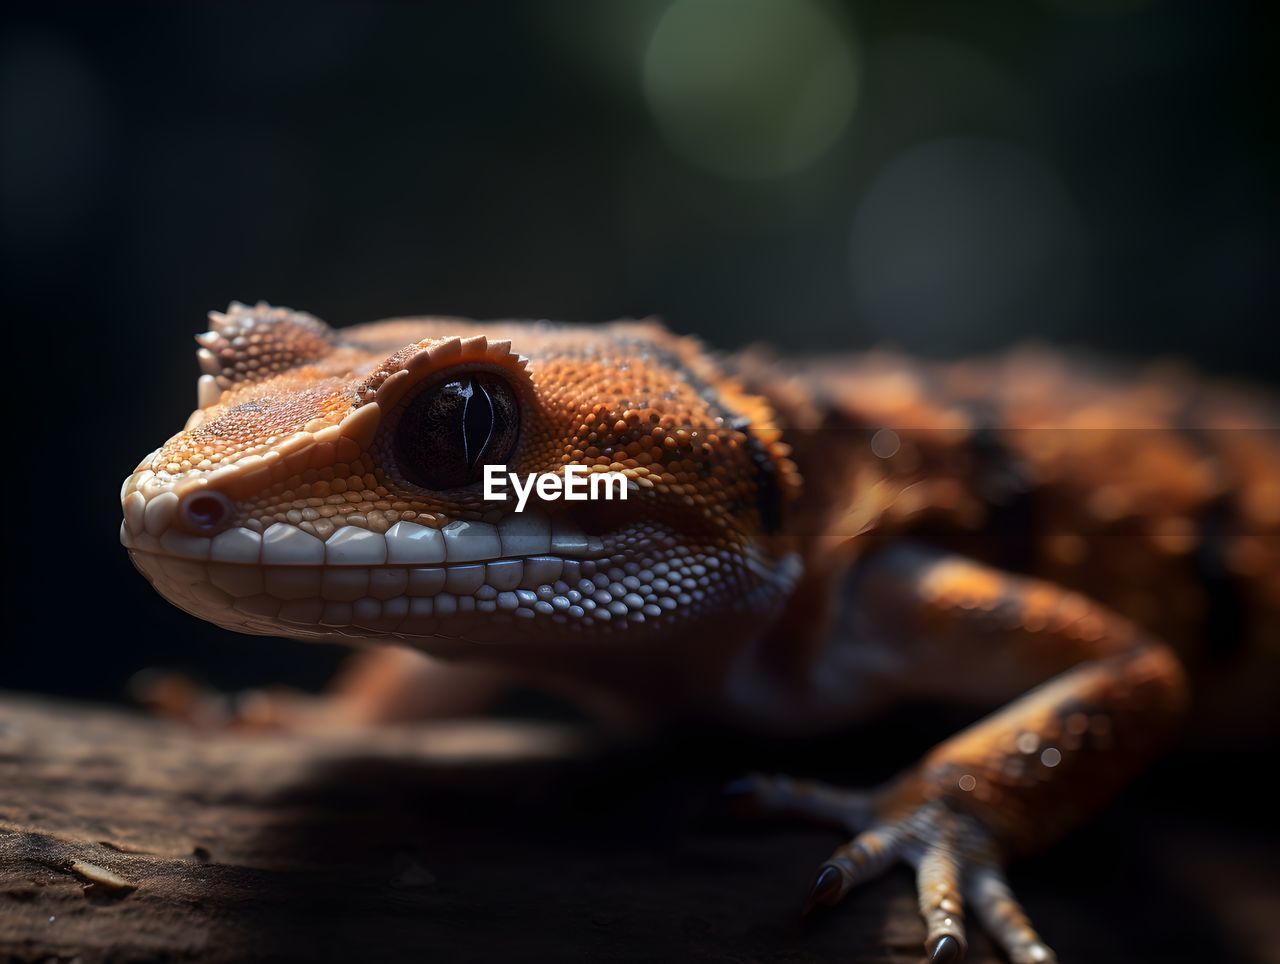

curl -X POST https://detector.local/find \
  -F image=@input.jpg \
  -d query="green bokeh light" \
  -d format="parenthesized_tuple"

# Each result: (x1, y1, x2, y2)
(642, 0, 859, 179)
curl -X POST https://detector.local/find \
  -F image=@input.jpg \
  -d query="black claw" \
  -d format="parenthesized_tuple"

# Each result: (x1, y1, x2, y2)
(802, 865, 844, 915)
(928, 934, 963, 963)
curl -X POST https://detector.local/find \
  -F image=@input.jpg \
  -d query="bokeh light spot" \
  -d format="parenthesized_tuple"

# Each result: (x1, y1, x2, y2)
(850, 138, 1090, 352)
(642, 0, 858, 179)
(870, 428, 901, 459)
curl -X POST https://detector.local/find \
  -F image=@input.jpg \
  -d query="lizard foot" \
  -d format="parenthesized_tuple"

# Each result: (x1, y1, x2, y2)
(727, 773, 1057, 964)
(130, 650, 510, 730)
(129, 669, 321, 730)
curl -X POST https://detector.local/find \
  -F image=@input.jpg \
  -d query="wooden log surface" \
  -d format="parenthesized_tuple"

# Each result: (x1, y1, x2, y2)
(0, 692, 1274, 963)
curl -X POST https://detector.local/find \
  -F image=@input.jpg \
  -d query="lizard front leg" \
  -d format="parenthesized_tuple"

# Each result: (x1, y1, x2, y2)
(736, 544, 1189, 963)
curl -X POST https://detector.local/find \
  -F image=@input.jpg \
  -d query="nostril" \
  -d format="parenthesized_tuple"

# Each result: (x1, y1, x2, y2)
(178, 490, 235, 535)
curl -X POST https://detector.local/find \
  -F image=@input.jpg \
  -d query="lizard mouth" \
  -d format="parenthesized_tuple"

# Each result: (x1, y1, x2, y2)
(119, 506, 766, 646)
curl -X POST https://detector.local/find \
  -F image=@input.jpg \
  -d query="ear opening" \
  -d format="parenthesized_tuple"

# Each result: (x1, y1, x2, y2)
(195, 301, 341, 408)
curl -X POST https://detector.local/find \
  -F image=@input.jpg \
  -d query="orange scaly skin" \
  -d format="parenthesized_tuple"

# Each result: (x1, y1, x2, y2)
(121, 303, 1279, 964)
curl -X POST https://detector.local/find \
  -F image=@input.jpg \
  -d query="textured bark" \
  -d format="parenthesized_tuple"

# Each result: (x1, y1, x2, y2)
(0, 694, 1270, 964)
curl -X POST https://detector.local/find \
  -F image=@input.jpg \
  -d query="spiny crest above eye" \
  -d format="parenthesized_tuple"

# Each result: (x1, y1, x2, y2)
(353, 335, 530, 410)
(195, 301, 340, 409)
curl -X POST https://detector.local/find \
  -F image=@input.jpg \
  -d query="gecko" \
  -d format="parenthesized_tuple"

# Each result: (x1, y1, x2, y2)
(119, 301, 1279, 964)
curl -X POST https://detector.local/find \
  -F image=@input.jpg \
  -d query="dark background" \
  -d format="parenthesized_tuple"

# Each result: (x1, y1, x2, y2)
(6, 0, 1277, 699)
(1, 5, 1274, 690)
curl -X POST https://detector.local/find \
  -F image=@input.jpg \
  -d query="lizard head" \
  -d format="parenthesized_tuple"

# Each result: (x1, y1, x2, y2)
(120, 303, 802, 659)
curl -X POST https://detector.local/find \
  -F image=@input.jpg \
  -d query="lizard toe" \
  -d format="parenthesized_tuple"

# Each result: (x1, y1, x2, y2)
(722, 771, 874, 832)
(732, 772, 1058, 964)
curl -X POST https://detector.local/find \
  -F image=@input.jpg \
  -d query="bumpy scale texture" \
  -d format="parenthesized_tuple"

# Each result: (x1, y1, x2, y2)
(122, 302, 1279, 964)
(122, 302, 803, 650)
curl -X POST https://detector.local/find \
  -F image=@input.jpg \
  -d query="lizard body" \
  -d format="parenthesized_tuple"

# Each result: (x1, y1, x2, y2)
(120, 302, 1279, 963)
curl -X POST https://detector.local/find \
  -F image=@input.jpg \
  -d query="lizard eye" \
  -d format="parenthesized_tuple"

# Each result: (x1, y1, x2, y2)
(393, 372, 520, 490)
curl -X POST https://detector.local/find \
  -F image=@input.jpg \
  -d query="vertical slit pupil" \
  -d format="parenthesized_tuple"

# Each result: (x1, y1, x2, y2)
(462, 377, 496, 468)
(393, 371, 520, 490)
